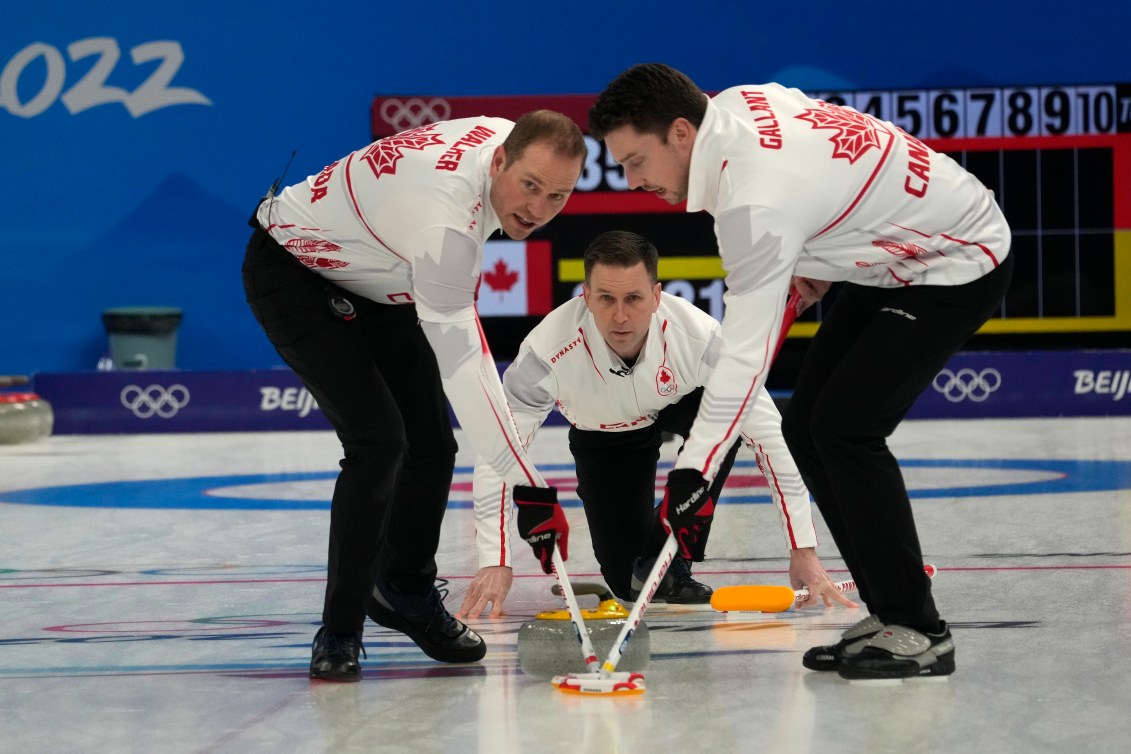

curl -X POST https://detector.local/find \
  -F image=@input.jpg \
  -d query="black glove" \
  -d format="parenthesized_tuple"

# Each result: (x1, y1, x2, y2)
(659, 469, 715, 561)
(514, 485, 568, 574)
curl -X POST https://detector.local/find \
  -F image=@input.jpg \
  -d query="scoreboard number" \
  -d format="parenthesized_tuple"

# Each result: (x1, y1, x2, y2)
(810, 84, 1131, 138)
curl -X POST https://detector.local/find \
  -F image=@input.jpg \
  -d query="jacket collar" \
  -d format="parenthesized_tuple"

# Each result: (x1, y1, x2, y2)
(686, 97, 726, 216)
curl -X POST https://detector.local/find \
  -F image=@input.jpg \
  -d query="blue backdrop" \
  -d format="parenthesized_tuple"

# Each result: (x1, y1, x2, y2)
(4, 1, 1129, 374)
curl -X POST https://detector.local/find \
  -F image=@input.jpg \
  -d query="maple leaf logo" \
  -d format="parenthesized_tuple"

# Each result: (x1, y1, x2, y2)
(483, 258, 519, 295)
(284, 239, 342, 255)
(284, 239, 350, 269)
(872, 239, 927, 259)
(795, 103, 883, 164)
(656, 366, 677, 396)
(360, 124, 444, 179)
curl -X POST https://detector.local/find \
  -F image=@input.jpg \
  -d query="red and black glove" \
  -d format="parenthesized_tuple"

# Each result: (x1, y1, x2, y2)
(659, 469, 715, 561)
(514, 485, 568, 574)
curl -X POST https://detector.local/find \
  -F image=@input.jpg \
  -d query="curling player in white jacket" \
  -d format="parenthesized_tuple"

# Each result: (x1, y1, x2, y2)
(457, 231, 853, 619)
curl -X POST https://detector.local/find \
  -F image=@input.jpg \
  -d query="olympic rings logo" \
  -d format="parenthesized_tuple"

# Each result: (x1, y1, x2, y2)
(931, 368, 1002, 403)
(378, 98, 451, 130)
(120, 384, 191, 419)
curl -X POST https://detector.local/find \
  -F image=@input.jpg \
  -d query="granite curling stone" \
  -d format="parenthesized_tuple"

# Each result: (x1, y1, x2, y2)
(0, 391, 54, 445)
(517, 582, 650, 679)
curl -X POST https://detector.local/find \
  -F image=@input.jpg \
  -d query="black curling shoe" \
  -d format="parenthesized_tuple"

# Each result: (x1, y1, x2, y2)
(367, 578, 486, 663)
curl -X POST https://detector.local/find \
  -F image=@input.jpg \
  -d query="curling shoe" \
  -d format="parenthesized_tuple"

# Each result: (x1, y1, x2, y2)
(309, 626, 365, 682)
(368, 578, 486, 663)
(629, 556, 713, 604)
(838, 622, 956, 680)
(802, 613, 884, 671)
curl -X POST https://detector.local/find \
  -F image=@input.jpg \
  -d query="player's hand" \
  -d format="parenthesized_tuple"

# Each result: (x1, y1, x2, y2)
(514, 485, 568, 574)
(788, 548, 859, 609)
(791, 276, 832, 313)
(455, 566, 513, 620)
(660, 469, 715, 561)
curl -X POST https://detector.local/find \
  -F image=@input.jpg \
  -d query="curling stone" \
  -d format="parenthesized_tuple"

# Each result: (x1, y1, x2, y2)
(517, 582, 650, 679)
(0, 392, 54, 445)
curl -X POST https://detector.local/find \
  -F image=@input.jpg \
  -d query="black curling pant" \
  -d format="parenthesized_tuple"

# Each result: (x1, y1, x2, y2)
(242, 226, 457, 635)
(568, 387, 740, 600)
(781, 254, 1013, 631)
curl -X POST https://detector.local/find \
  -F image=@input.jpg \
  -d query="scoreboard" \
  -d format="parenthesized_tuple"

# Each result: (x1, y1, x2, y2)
(811, 85, 1131, 139)
(370, 84, 1131, 356)
(810, 83, 1131, 340)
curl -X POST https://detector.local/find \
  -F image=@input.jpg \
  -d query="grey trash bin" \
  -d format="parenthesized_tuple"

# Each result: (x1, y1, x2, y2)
(102, 307, 183, 370)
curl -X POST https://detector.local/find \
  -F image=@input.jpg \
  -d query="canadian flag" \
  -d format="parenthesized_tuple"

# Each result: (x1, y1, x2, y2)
(477, 239, 552, 316)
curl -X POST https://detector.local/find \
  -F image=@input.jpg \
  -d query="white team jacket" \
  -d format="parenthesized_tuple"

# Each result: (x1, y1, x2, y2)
(257, 117, 546, 489)
(677, 85, 1013, 480)
(473, 292, 817, 569)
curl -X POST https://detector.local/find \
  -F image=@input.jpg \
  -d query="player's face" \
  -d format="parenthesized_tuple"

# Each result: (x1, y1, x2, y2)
(583, 261, 661, 362)
(604, 120, 695, 205)
(489, 141, 582, 240)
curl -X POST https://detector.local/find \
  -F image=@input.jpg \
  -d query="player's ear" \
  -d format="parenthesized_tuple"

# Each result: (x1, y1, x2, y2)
(489, 145, 506, 178)
(669, 118, 696, 148)
(651, 282, 662, 311)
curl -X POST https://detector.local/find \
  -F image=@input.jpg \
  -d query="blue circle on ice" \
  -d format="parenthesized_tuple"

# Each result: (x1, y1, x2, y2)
(1, 458, 1130, 509)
